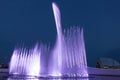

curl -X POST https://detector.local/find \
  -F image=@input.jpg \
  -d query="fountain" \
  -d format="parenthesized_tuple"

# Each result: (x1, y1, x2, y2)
(9, 2, 88, 78)
(48, 3, 63, 76)
(49, 3, 88, 77)
(9, 45, 42, 77)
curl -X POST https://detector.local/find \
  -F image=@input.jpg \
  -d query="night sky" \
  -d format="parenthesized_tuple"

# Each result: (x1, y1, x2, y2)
(0, 0, 120, 67)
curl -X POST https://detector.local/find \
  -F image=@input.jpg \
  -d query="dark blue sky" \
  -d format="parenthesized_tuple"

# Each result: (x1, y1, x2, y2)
(0, 0, 120, 67)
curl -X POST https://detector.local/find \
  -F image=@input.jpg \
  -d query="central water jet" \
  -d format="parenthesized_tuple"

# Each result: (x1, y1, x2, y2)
(48, 3, 63, 76)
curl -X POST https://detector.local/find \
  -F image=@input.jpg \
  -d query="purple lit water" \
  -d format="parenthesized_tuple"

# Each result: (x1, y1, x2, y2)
(48, 3, 63, 76)
(49, 3, 88, 77)
(9, 2, 88, 77)
(9, 45, 41, 76)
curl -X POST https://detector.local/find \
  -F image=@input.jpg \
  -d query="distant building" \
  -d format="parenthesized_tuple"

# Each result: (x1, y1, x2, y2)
(0, 63, 8, 68)
(96, 58, 120, 69)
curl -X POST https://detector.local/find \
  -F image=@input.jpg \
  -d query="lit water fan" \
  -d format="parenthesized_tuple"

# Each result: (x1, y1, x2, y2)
(49, 3, 88, 77)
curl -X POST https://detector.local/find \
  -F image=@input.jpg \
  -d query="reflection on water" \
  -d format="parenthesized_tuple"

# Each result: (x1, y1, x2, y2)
(1, 76, 119, 80)
(7, 78, 89, 80)
(7, 78, 39, 80)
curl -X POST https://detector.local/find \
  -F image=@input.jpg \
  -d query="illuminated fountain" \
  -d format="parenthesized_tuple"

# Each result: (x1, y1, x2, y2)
(48, 3, 63, 76)
(9, 44, 48, 77)
(49, 3, 88, 77)
(9, 2, 88, 78)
